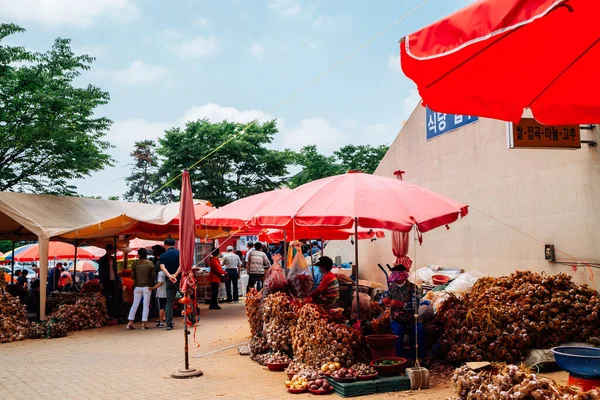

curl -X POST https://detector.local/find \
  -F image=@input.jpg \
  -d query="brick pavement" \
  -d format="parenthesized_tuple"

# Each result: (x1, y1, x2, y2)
(0, 301, 565, 399)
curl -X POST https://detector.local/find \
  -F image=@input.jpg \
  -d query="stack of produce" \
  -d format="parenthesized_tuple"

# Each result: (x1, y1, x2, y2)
(263, 293, 294, 354)
(28, 318, 68, 339)
(245, 289, 263, 337)
(452, 363, 599, 400)
(288, 275, 313, 298)
(49, 292, 108, 332)
(371, 307, 391, 334)
(291, 303, 360, 368)
(80, 279, 102, 294)
(0, 293, 29, 343)
(432, 271, 600, 363)
(46, 292, 80, 313)
(308, 378, 333, 393)
(352, 363, 377, 376)
(284, 375, 309, 391)
(249, 335, 269, 360)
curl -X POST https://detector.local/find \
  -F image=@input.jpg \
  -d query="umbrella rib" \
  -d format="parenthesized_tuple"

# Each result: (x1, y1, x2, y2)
(527, 37, 600, 108)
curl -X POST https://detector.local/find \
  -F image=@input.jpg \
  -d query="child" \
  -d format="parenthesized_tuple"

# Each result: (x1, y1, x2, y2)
(152, 270, 167, 328)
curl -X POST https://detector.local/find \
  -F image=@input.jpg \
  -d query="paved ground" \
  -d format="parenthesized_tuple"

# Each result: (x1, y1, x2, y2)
(0, 301, 568, 399)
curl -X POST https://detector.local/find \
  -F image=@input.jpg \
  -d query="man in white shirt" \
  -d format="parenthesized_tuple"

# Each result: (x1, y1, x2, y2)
(244, 242, 254, 266)
(222, 246, 242, 303)
(247, 242, 271, 292)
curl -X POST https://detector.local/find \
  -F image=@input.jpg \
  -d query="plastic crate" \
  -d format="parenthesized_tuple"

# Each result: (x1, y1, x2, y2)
(326, 378, 377, 397)
(376, 375, 411, 393)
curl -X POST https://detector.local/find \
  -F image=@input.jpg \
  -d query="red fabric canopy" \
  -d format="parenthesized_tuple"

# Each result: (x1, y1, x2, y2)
(178, 171, 196, 292)
(171, 203, 215, 225)
(14, 242, 95, 262)
(400, 0, 600, 125)
(201, 188, 292, 228)
(259, 227, 385, 243)
(253, 172, 468, 233)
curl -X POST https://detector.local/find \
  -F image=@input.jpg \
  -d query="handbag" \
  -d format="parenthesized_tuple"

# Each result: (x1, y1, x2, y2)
(220, 273, 229, 283)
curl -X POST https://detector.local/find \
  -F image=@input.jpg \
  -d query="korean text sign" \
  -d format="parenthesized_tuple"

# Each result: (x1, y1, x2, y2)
(426, 107, 478, 140)
(507, 118, 580, 149)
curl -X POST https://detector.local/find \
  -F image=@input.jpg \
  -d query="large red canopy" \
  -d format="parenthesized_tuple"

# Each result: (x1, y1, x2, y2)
(253, 172, 468, 233)
(259, 227, 385, 243)
(400, 0, 599, 125)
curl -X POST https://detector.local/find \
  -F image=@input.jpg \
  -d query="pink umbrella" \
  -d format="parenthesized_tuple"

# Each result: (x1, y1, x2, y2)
(253, 172, 468, 233)
(201, 188, 292, 228)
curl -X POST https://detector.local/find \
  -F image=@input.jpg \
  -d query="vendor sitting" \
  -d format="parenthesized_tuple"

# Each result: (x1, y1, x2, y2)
(388, 264, 426, 359)
(308, 256, 339, 309)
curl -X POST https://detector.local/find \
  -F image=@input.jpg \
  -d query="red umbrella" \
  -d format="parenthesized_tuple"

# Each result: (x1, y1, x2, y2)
(201, 188, 292, 228)
(253, 172, 468, 233)
(259, 227, 385, 243)
(179, 171, 196, 293)
(400, 0, 599, 125)
(14, 242, 95, 262)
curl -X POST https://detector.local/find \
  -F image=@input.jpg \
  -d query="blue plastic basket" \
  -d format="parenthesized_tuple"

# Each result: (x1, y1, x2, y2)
(551, 346, 600, 378)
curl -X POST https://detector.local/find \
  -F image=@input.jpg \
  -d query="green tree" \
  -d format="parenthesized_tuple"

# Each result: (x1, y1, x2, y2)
(156, 119, 293, 206)
(289, 145, 342, 188)
(0, 23, 112, 195)
(123, 140, 163, 203)
(289, 144, 389, 188)
(334, 144, 389, 174)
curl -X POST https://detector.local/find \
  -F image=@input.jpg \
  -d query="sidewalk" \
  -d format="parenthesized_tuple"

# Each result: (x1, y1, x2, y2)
(0, 302, 455, 399)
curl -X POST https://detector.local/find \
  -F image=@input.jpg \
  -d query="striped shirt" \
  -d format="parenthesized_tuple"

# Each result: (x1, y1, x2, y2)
(316, 272, 339, 299)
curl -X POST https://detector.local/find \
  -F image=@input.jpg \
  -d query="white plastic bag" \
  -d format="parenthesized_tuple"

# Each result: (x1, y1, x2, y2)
(416, 267, 435, 285)
(445, 270, 485, 295)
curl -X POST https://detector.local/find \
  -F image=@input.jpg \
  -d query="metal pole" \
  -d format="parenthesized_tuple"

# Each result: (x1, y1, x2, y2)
(73, 240, 78, 289)
(184, 312, 189, 370)
(354, 217, 360, 321)
(10, 240, 14, 283)
(283, 230, 287, 270)
(113, 237, 118, 317)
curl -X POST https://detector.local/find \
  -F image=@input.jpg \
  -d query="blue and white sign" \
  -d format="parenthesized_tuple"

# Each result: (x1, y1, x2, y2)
(426, 107, 478, 140)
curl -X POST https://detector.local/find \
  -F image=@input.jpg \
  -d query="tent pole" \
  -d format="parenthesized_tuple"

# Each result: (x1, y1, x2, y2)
(39, 236, 49, 320)
(113, 237, 118, 318)
(283, 230, 287, 270)
(10, 240, 14, 283)
(354, 217, 359, 321)
(73, 240, 78, 289)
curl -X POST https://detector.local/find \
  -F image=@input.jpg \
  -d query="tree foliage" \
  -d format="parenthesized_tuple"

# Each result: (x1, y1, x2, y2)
(0, 23, 112, 195)
(155, 119, 293, 206)
(123, 140, 166, 203)
(289, 144, 389, 188)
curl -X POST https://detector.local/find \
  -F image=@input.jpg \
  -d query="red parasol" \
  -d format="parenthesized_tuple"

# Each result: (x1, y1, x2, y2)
(13, 242, 95, 262)
(201, 188, 292, 228)
(259, 227, 385, 243)
(178, 170, 196, 293)
(253, 172, 468, 234)
(400, 0, 599, 125)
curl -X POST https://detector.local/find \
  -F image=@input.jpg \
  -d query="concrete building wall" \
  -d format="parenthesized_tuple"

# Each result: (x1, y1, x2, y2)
(359, 105, 600, 288)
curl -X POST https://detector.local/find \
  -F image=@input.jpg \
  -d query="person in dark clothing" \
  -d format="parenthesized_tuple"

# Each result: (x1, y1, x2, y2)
(16, 270, 28, 289)
(159, 238, 180, 330)
(27, 279, 41, 320)
(47, 263, 62, 293)
(98, 244, 120, 317)
(150, 245, 166, 318)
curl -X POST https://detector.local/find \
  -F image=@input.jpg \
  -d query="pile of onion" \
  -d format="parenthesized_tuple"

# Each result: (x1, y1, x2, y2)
(0, 293, 29, 343)
(431, 271, 600, 363)
(245, 288, 263, 337)
(263, 292, 294, 353)
(452, 363, 599, 400)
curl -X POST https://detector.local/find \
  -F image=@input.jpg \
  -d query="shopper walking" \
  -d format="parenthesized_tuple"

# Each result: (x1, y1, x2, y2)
(222, 246, 242, 303)
(208, 248, 226, 310)
(247, 242, 271, 292)
(126, 248, 155, 330)
(159, 238, 180, 330)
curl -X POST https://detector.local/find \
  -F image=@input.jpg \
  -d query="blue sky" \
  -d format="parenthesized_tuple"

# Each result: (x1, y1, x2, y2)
(1, 0, 468, 198)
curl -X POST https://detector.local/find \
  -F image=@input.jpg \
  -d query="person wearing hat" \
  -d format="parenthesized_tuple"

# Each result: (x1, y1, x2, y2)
(387, 264, 426, 359)
(221, 245, 242, 303)
(308, 256, 339, 309)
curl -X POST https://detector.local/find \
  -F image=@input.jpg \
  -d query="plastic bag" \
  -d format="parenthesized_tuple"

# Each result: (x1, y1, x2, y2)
(287, 249, 313, 298)
(351, 292, 371, 319)
(415, 267, 435, 285)
(445, 270, 485, 295)
(263, 263, 287, 298)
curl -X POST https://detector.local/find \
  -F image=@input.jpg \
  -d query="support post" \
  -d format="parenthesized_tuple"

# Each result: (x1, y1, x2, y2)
(10, 240, 15, 283)
(39, 236, 49, 320)
(354, 217, 360, 321)
(73, 240, 78, 288)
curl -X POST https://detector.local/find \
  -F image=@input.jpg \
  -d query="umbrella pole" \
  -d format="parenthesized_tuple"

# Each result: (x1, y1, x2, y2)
(283, 230, 287, 272)
(73, 240, 78, 290)
(10, 240, 14, 283)
(354, 217, 360, 321)
(184, 312, 189, 370)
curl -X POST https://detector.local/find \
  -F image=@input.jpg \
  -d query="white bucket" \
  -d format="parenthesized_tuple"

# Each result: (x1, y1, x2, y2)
(241, 273, 250, 296)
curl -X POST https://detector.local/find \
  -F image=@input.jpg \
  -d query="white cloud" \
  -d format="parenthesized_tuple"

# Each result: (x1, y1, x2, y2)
(250, 42, 265, 60)
(268, 0, 302, 16)
(174, 35, 220, 59)
(312, 15, 352, 31)
(194, 17, 209, 27)
(402, 88, 421, 118)
(388, 54, 400, 70)
(112, 61, 169, 85)
(277, 118, 345, 155)
(180, 103, 274, 125)
(341, 119, 356, 129)
(0, 0, 139, 28)
(73, 44, 108, 59)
